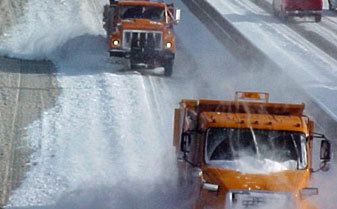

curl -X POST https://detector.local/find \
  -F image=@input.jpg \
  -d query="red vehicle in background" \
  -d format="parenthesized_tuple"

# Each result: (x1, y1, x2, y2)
(272, 0, 322, 22)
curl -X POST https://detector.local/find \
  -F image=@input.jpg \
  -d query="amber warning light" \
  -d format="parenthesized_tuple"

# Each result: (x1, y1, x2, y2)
(235, 91, 269, 103)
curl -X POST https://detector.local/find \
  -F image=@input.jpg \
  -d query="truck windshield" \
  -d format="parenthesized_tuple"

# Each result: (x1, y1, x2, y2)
(205, 128, 307, 171)
(119, 5, 165, 21)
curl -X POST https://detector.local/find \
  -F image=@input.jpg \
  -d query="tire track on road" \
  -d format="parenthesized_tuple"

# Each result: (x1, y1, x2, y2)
(0, 57, 60, 207)
(1, 72, 21, 206)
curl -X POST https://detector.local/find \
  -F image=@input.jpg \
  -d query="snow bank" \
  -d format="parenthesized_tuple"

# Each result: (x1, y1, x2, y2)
(3, 1, 183, 208)
(0, 0, 27, 35)
(0, 0, 105, 60)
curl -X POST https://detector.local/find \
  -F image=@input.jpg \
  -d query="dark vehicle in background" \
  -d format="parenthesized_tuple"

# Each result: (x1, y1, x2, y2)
(273, 0, 322, 22)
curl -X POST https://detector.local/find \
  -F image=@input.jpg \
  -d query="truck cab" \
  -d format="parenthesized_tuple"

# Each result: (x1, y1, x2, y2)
(173, 92, 331, 209)
(103, 0, 181, 76)
(272, 0, 322, 22)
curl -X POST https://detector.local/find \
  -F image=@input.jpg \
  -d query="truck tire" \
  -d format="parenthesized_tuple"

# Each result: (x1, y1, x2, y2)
(272, 1, 279, 17)
(315, 15, 322, 22)
(163, 61, 173, 76)
(280, 7, 288, 22)
(281, 13, 288, 22)
(130, 60, 138, 69)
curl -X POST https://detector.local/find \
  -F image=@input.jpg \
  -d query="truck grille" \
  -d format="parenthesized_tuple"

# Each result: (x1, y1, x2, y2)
(122, 30, 163, 51)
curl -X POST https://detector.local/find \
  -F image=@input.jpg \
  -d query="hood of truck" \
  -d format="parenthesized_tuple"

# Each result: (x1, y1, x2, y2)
(203, 167, 310, 193)
(121, 19, 165, 31)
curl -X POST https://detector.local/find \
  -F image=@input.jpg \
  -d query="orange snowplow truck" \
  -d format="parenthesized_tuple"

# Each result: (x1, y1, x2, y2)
(103, 0, 181, 76)
(173, 92, 331, 209)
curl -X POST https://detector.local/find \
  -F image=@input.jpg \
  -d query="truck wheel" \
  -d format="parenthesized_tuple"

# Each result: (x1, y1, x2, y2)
(315, 15, 322, 22)
(281, 13, 288, 22)
(280, 7, 288, 22)
(163, 61, 173, 76)
(130, 60, 138, 69)
(272, 1, 279, 17)
(130, 59, 136, 69)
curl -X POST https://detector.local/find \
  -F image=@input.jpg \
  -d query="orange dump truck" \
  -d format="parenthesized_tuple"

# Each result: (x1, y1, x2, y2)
(173, 92, 331, 209)
(103, 0, 181, 76)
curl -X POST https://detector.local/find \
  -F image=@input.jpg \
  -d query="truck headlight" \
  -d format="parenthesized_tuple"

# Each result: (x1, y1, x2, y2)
(166, 42, 172, 48)
(113, 40, 119, 46)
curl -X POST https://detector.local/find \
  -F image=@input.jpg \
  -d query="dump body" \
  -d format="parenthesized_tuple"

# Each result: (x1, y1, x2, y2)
(173, 92, 329, 209)
(273, 0, 322, 22)
(103, 0, 180, 76)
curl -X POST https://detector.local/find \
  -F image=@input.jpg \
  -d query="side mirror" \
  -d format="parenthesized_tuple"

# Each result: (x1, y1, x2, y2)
(180, 132, 191, 153)
(320, 140, 331, 161)
(320, 161, 330, 172)
(192, 167, 202, 178)
(174, 9, 181, 24)
(177, 152, 184, 162)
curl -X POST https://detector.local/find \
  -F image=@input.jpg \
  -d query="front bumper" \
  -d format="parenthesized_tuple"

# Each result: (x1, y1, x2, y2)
(109, 49, 128, 58)
(224, 190, 296, 209)
(109, 48, 175, 61)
